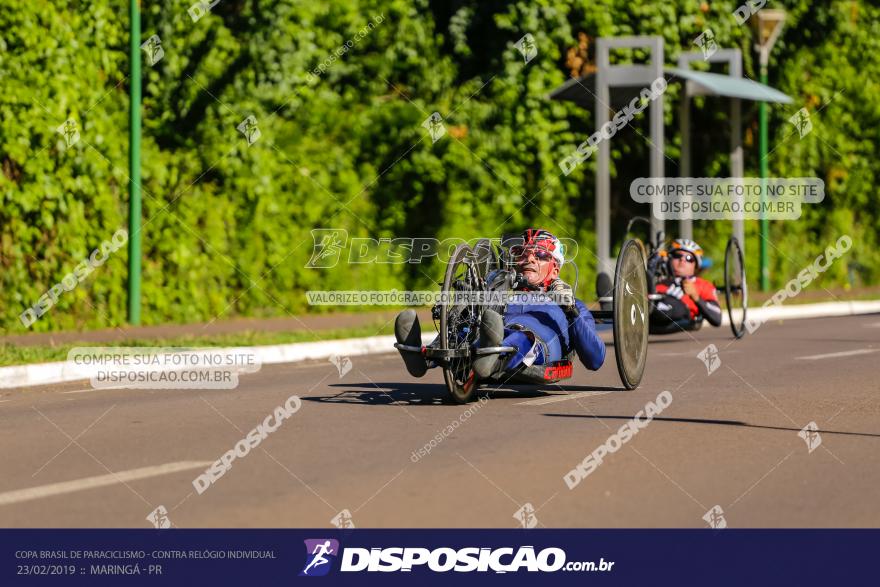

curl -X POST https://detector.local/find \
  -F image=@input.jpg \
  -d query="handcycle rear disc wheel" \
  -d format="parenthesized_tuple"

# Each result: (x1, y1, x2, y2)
(724, 236, 747, 339)
(440, 243, 481, 403)
(612, 239, 649, 390)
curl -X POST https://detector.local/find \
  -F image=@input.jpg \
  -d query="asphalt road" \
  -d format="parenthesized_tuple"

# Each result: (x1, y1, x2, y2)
(0, 314, 878, 528)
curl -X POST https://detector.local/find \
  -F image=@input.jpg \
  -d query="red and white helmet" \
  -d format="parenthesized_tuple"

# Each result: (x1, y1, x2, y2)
(520, 228, 565, 266)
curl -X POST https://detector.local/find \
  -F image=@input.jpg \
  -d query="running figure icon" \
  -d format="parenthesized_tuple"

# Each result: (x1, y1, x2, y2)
(302, 540, 336, 575)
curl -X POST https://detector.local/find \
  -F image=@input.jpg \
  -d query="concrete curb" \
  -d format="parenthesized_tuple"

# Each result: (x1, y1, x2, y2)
(2, 300, 878, 390)
(0, 334, 434, 390)
(726, 299, 880, 325)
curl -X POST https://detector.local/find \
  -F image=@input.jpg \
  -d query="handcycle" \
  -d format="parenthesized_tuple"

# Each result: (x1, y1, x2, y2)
(602, 217, 748, 339)
(394, 236, 650, 404)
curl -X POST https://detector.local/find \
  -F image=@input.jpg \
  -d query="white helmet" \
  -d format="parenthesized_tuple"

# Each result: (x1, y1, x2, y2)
(669, 238, 704, 270)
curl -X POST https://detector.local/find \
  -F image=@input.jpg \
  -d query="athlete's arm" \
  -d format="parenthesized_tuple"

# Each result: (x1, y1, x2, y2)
(569, 299, 606, 370)
(689, 279, 723, 327)
(695, 298, 722, 327)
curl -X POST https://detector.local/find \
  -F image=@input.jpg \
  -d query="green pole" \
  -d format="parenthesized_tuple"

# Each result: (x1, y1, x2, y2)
(758, 62, 770, 291)
(128, 0, 142, 324)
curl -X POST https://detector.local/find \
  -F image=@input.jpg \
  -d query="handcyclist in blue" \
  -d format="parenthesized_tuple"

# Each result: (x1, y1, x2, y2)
(395, 228, 606, 379)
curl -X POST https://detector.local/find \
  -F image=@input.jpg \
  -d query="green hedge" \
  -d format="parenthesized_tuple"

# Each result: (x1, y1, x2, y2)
(1, 0, 877, 332)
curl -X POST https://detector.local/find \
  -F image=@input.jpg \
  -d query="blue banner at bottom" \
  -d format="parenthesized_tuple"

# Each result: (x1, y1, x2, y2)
(2, 529, 876, 585)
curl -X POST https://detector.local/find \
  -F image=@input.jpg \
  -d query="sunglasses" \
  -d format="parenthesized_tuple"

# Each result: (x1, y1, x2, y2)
(671, 252, 696, 263)
(511, 245, 554, 262)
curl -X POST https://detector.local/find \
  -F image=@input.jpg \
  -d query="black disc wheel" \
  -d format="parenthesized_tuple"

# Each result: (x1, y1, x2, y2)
(440, 243, 482, 403)
(724, 236, 747, 339)
(612, 239, 649, 390)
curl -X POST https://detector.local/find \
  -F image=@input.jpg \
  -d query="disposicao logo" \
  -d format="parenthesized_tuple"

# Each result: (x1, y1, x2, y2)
(300, 539, 339, 577)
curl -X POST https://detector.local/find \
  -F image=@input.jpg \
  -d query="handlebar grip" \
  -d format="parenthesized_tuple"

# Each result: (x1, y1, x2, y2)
(511, 273, 538, 291)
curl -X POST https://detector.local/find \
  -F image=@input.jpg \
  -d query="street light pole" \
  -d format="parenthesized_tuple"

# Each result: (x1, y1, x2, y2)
(758, 51, 770, 292)
(753, 9, 786, 292)
(128, 0, 142, 324)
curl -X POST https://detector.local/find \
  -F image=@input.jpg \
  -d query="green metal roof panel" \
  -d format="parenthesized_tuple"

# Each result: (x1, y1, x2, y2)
(548, 68, 793, 107)
(667, 67, 793, 104)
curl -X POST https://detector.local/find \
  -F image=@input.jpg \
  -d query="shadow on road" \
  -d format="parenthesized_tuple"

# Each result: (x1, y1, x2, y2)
(307, 382, 449, 405)
(482, 384, 625, 398)
(305, 383, 626, 406)
(544, 414, 880, 439)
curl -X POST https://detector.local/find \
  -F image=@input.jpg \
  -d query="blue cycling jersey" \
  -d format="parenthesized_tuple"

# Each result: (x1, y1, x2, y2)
(502, 293, 606, 370)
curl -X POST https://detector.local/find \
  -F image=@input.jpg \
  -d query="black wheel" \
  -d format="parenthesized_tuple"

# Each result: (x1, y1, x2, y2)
(440, 243, 481, 403)
(472, 238, 497, 280)
(612, 239, 649, 390)
(724, 236, 747, 339)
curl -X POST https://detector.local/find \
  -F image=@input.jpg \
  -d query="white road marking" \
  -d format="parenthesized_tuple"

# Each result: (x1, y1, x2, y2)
(61, 387, 131, 394)
(658, 350, 742, 357)
(61, 385, 134, 394)
(795, 348, 878, 361)
(516, 391, 613, 406)
(0, 461, 211, 507)
(60, 384, 208, 394)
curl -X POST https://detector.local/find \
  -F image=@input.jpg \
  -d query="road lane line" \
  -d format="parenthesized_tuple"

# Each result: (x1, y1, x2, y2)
(62, 387, 109, 394)
(0, 461, 212, 507)
(795, 348, 878, 361)
(516, 391, 613, 406)
(658, 350, 741, 357)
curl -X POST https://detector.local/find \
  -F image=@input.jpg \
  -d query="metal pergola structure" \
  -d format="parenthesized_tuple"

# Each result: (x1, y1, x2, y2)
(676, 49, 746, 248)
(673, 48, 793, 254)
(548, 36, 792, 277)
(550, 36, 665, 276)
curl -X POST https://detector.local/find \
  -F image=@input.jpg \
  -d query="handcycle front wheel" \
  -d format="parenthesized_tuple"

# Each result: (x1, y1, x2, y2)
(472, 237, 498, 280)
(724, 236, 747, 339)
(440, 243, 482, 403)
(612, 239, 650, 390)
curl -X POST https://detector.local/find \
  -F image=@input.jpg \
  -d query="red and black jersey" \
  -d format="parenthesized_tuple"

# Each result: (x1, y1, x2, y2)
(656, 277, 718, 319)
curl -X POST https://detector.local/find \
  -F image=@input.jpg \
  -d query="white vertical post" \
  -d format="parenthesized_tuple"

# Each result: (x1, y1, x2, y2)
(649, 37, 665, 245)
(596, 39, 612, 276)
(679, 88, 692, 240)
(729, 56, 745, 254)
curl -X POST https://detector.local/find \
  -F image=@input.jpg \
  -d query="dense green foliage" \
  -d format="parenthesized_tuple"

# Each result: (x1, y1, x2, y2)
(1, 0, 876, 332)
